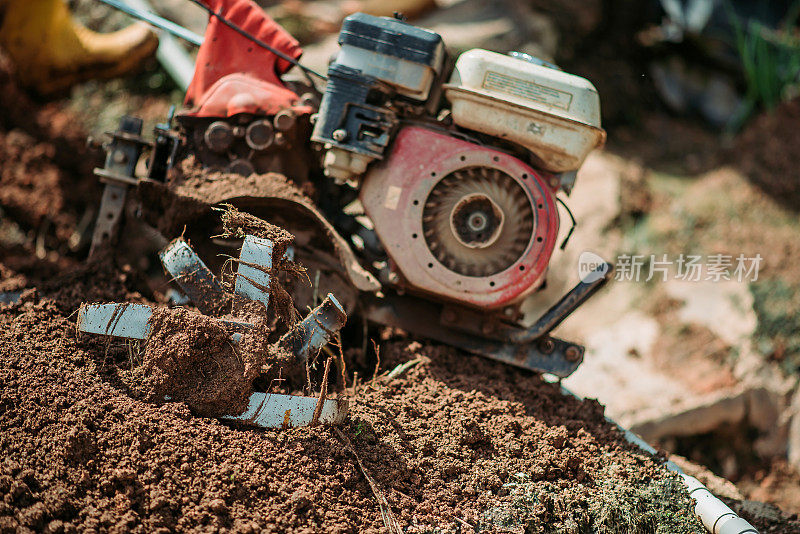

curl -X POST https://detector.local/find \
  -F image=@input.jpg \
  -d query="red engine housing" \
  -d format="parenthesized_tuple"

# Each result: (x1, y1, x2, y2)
(360, 126, 560, 310)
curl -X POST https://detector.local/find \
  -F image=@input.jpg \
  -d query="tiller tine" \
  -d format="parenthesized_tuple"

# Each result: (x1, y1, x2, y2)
(222, 393, 348, 428)
(160, 238, 225, 315)
(78, 303, 154, 340)
(77, 234, 350, 429)
(234, 235, 274, 310)
(77, 303, 251, 340)
(278, 294, 347, 362)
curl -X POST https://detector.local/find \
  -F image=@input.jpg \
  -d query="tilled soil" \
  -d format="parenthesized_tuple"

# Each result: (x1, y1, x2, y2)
(0, 262, 709, 534)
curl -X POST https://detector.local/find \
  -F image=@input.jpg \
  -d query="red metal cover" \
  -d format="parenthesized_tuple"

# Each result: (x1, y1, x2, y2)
(360, 126, 560, 310)
(187, 73, 301, 117)
(184, 0, 303, 111)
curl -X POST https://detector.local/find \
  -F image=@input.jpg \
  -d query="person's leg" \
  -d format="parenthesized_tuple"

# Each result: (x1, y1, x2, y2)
(0, 0, 158, 96)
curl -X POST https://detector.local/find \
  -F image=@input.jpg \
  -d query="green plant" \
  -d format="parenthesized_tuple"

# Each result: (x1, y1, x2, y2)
(750, 279, 800, 373)
(727, 1, 800, 131)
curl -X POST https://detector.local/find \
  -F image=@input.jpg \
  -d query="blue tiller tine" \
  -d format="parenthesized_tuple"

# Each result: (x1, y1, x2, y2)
(279, 293, 347, 362)
(77, 303, 154, 339)
(223, 392, 348, 428)
(160, 238, 224, 314)
(235, 235, 274, 310)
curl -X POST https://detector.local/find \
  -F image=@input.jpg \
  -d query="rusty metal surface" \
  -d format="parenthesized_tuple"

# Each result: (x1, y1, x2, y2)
(361, 293, 583, 377)
(89, 117, 147, 257)
(90, 183, 128, 256)
(360, 125, 558, 310)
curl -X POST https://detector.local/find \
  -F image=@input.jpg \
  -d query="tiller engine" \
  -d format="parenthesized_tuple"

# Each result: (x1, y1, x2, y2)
(309, 13, 612, 376)
(89, 1, 613, 378)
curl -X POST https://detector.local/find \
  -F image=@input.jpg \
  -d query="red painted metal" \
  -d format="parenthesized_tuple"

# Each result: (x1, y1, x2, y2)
(188, 73, 303, 118)
(184, 0, 304, 115)
(360, 126, 560, 310)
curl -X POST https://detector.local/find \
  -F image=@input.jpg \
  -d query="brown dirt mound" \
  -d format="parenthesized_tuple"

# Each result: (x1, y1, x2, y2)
(735, 98, 800, 210)
(138, 157, 313, 238)
(0, 52, 100, 241)
(0, 262, 711, 533)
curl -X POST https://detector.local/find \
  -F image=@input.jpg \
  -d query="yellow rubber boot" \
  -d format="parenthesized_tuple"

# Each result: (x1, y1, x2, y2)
(0, 0, 158, 96)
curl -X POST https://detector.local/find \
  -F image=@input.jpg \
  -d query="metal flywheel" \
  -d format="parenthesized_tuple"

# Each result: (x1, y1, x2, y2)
(422, 166, 534, 277)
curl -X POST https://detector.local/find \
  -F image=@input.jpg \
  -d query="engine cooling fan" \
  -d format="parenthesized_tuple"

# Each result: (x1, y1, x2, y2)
(360, 126, 560, 310)
(422, 166, 534, 278)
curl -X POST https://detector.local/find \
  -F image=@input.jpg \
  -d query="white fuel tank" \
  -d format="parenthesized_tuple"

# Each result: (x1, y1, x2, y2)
(444, 49, 606, 173)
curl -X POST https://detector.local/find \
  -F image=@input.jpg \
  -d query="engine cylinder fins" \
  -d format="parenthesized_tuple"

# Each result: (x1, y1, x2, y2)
(422, 166, 534, 277)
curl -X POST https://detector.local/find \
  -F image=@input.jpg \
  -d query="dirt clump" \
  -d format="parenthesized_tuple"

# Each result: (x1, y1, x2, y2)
(220, 204, 295, 256)
(138, 157, 313, 238)
(168, 156, 311, 203)
(129, 307, 264, 418)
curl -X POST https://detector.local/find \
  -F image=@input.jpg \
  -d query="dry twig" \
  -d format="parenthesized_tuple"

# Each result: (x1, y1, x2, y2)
(371, 339, 381, 381)
(311, 356, 332, 426)
(334, 428, 402, 534)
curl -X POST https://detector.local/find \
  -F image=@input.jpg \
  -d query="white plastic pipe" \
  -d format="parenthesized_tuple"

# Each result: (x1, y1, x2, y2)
(560, 385, 758, 534)
(681, 474, 758, 534)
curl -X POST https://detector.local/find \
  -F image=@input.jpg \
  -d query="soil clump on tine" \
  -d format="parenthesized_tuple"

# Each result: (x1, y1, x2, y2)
(132, 307, 259, 418)
(125, 205, 302, 418)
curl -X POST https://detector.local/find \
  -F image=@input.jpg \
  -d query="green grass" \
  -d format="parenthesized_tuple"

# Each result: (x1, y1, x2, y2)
(751, 279, 800, 374)
(727, 1, 800, 131)
(482, 462, 704, 534)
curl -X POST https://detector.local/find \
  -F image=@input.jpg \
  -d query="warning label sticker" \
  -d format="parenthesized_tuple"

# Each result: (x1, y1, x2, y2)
(482, 71, 573, 111)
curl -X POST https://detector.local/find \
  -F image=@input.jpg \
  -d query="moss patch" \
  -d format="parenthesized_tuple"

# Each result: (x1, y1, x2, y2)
(482, 459, 704, 533)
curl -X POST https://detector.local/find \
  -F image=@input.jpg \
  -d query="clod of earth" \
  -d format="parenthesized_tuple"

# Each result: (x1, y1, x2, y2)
(131, 306, 270, 418)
